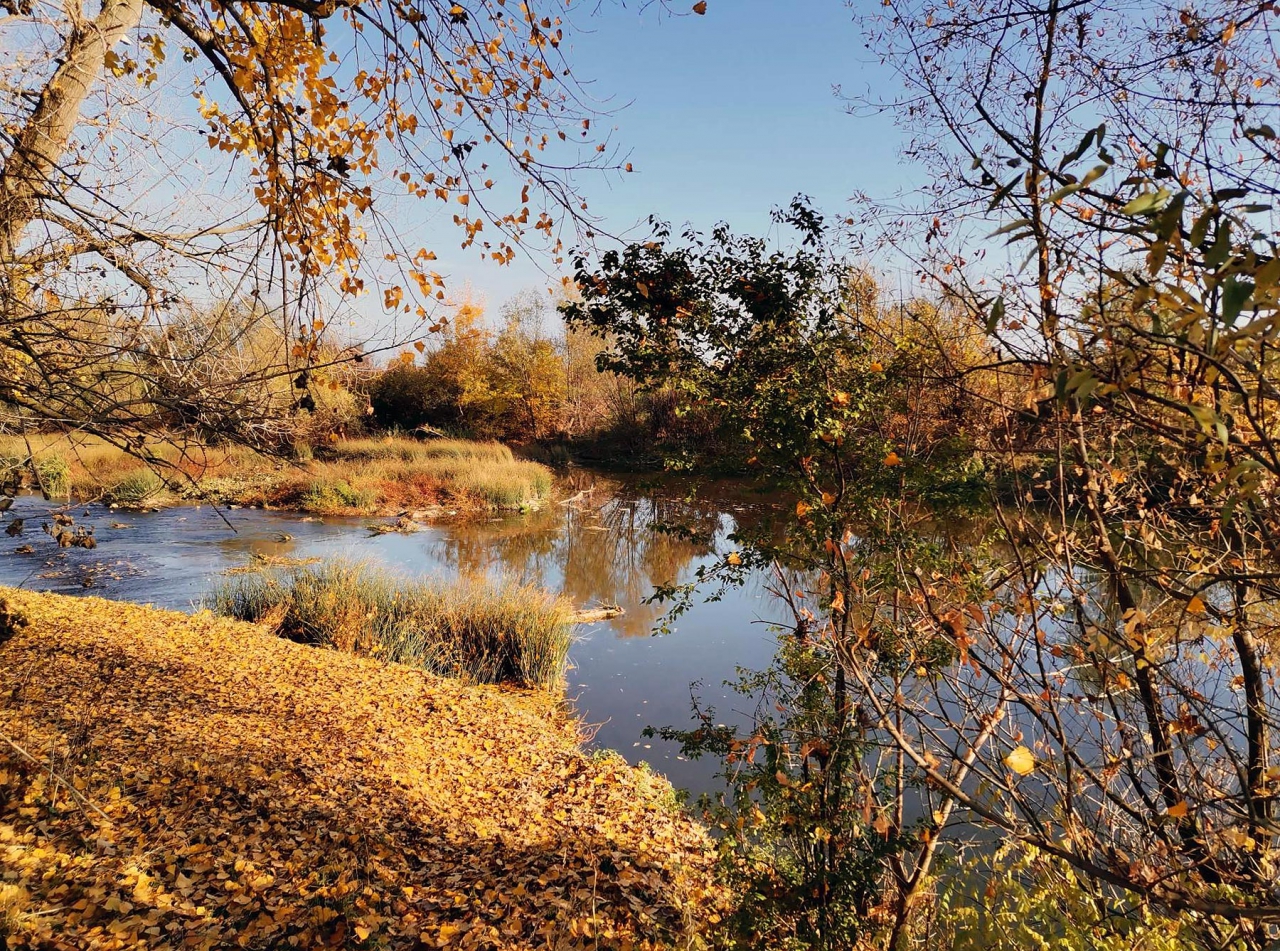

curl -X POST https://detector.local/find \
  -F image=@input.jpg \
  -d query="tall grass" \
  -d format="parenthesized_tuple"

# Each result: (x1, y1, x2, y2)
(209, 560, 574, 689)
(313, 437, 554, 510)
(0, 452, 70, 495)
(99, 469, 165, 505)
(0, 434, 553, 512)
(299, 478, 376, 513)
(316, 437, 518, 466)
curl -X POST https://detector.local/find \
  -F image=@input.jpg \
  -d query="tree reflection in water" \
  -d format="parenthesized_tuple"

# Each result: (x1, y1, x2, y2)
(427, 472, 764, 637)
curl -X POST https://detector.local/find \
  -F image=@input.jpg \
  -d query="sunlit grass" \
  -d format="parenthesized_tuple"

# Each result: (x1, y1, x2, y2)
(0, 434, 554, 513)
(316, 436, 518, 466)
(99, 469, 165, 505)
(209, 560, 574, 689)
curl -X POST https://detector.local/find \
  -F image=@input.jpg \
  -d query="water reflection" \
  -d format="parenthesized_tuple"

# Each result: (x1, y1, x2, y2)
(435, 475, 742, 637)
(0, 475, 780, 796)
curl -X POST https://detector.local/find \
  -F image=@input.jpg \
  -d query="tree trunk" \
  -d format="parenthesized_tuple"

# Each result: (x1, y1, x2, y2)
(0, 0, 144, 263)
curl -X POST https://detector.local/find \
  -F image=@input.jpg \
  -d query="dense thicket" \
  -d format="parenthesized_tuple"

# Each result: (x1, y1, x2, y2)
(564, 0, 1280, 944)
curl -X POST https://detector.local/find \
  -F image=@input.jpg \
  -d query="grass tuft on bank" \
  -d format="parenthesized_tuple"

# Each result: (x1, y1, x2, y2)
(0, 589, 726, 949)
(211, 561, 574, 689)
(0, 434, 552, 516)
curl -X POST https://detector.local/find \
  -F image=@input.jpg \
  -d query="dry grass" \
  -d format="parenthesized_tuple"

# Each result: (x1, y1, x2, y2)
(0, 434, 553, 514)
(210, 560, 575, 689)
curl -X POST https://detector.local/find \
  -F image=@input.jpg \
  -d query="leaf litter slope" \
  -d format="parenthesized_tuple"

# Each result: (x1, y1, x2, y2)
(0, 590, 726, 949)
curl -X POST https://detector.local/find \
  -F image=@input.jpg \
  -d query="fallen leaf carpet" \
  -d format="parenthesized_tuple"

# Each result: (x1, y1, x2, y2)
(0, 589, 726, 949)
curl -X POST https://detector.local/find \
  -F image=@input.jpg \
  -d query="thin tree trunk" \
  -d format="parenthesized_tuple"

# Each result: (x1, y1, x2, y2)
(0, 0, 144, 262)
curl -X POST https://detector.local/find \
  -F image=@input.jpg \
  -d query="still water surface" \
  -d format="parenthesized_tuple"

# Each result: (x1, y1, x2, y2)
(0, 473, 784, 797)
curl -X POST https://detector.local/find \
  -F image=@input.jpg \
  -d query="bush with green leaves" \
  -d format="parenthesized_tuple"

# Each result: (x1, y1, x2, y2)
(936, 844, 1203, 951)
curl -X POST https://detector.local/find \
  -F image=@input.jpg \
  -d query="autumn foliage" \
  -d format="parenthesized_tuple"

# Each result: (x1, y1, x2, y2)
(0, 590, 727, 949)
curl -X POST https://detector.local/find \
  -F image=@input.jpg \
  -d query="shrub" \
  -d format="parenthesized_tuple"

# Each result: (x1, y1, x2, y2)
(366, 363, 446, 432)
(936, 843, 1200, 951)
(300, 479, 376, 513)
(209, 560, 574, 689)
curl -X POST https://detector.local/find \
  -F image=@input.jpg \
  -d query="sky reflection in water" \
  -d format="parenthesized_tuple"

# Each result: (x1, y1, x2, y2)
(0, 473, 784, 797)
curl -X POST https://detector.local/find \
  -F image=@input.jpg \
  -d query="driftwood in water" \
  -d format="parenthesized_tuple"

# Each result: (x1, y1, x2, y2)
(568, 605, 624, 624)
(558, 488, 595, 506)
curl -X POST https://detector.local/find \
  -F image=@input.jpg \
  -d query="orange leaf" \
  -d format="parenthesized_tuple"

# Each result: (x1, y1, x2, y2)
(692, 1, 707, 12)
(883, 451, 902, 467)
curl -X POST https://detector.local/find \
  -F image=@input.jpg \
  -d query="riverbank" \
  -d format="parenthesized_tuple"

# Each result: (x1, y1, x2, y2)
(0, 589, 727, 948)
(0, 435, 553, 517)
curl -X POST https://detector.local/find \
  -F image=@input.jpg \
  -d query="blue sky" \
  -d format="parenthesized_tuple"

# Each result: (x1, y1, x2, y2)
(429, 0, 913, 312)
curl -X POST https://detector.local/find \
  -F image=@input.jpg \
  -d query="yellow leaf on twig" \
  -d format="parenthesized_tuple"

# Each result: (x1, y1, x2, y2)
(1004, 745, 1035, 775)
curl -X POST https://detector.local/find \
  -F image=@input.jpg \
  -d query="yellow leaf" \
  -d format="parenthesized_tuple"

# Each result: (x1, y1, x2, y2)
(1004, 745, 1035, 775)
(1188, 596, 1206, 615)
(821, 491, 836, 506)
(726, 552, 742, 566)
(795, 500, 812, 518)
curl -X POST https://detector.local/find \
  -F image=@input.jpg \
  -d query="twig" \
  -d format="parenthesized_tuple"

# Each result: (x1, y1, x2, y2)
(0, 732, 112, 821)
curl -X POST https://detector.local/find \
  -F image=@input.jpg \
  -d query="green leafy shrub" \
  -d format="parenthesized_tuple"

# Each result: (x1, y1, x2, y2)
(936, 843, 1202, 951)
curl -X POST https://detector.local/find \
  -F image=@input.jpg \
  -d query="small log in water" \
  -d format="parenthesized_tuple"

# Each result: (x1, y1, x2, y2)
(568, 605, 624, 624)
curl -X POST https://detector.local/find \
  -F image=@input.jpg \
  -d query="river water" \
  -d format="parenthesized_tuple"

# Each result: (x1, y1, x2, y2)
(0, 472, 783, 797)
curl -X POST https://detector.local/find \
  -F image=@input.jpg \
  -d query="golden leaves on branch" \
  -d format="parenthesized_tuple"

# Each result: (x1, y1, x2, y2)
(191, 0, 607, 303)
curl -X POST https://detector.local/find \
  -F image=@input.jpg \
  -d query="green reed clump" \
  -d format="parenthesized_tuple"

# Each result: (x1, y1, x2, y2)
(455, 461, 553, 508)
(210, 560, 574, 689)
(0, 453, 70, 496)
(102, 468, 165, 505)
(308, 437, 551, 510)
